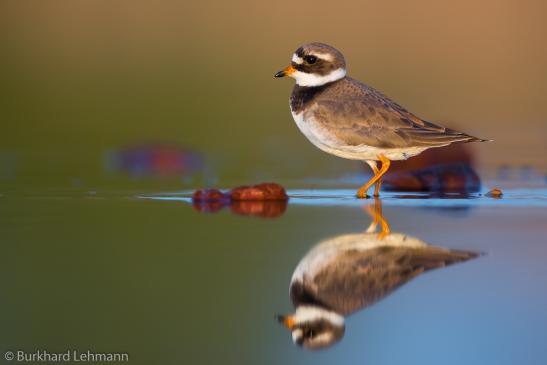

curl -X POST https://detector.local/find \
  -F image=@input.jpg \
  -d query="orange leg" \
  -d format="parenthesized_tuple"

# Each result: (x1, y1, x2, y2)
(365, 198, 391, 239)
(357, 155, 391, 199)
(370, 164, 383, 197)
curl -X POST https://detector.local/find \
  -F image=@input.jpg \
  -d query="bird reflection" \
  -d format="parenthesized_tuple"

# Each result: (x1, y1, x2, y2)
(277, 199, 480, 350)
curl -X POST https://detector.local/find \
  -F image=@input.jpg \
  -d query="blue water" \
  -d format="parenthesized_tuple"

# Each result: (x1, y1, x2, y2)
(141, 187, 547, 208)
(136, 187, 547, 364)
(2, 187, 546, 364)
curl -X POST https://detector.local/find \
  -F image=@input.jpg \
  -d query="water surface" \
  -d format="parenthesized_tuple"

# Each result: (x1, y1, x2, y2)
(1, 188, 546, 364)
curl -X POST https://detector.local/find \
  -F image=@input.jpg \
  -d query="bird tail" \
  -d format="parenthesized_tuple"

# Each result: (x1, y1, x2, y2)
(462, 135, 492, 143)
(442, 127, 492, 143)
(409, 247, 483, 272)
(399, 127, 492, 147)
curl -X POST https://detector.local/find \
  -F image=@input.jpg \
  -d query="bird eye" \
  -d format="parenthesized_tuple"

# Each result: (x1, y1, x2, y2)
(303, 328, 315, 338)
(304, 55, 317, 64)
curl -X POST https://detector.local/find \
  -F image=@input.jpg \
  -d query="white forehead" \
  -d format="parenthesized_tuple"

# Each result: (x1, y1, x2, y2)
(291, 54, 303, 64)
(291, 52, 334, 64)
(291, 328, 303, 343)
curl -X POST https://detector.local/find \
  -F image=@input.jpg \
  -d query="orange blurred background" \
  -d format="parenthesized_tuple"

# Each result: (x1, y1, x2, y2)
(1, 0, 545, 189)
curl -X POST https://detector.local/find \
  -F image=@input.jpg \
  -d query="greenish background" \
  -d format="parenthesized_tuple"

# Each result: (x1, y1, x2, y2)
(1, 0, 546, 191)
(1, 3, 547, 363)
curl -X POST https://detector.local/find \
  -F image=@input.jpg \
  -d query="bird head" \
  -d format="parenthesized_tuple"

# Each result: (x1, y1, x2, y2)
(276, 305, 345, 350)
(274, 42, 346, 87)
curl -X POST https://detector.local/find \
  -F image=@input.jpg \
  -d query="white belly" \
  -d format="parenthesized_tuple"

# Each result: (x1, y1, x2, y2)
(291, 232, 427, 284)
(290, 109, 429, 161)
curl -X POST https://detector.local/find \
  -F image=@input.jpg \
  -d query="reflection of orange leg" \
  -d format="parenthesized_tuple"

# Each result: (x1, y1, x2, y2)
(365, 205, 378, 233)
(357, 155, 391, 199)
(364, 198, 391, 239)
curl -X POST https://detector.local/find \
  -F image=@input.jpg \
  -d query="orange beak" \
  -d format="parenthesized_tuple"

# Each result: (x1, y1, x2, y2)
(276, 314, 296, 329)
(274, 66, 296, 78)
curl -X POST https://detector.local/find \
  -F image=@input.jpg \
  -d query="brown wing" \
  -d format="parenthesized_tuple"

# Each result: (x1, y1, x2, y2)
(307, 245, 479, 316)
(310, 78, 487, 148)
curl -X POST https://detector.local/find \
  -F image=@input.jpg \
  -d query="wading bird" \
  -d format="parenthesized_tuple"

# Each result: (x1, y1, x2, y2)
(275, 43, 489, 198)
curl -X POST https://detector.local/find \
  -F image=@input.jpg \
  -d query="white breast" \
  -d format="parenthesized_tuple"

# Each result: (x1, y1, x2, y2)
(291, 232, 427, 284)
(290, 108, 429, 161)
(291, 110, 344, 155)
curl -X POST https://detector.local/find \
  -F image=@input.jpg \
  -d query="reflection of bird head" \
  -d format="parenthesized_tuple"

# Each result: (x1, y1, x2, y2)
(276, 199, 481, 350)
(277, 306, 345, 350)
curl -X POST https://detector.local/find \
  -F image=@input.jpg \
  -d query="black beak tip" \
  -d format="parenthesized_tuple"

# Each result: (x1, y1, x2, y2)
(274, 70, 286, 78)
(275, 314, 285, 323)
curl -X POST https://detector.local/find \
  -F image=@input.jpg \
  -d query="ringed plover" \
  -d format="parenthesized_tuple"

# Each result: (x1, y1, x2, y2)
(275, 42, 490, 198)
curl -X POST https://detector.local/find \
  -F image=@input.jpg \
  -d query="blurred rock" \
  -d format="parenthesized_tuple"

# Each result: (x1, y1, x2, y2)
(382, 144, 481, 193)
(192, 200, 227, 213)
(230, 200, 287, 218)
(383, 163, 481, 193)
(230, 183, 288, 201)
(106, 143, 203, 178)
(391, 143, 476, 171)
(191, 183, 288, 217)
(192, 188, 228, 202)
(191, 189, 230, 213)
(485, 188, 503, 198)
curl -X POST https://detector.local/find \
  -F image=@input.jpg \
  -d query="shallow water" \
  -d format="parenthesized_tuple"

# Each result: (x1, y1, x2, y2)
(1, 188, 546, 364)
